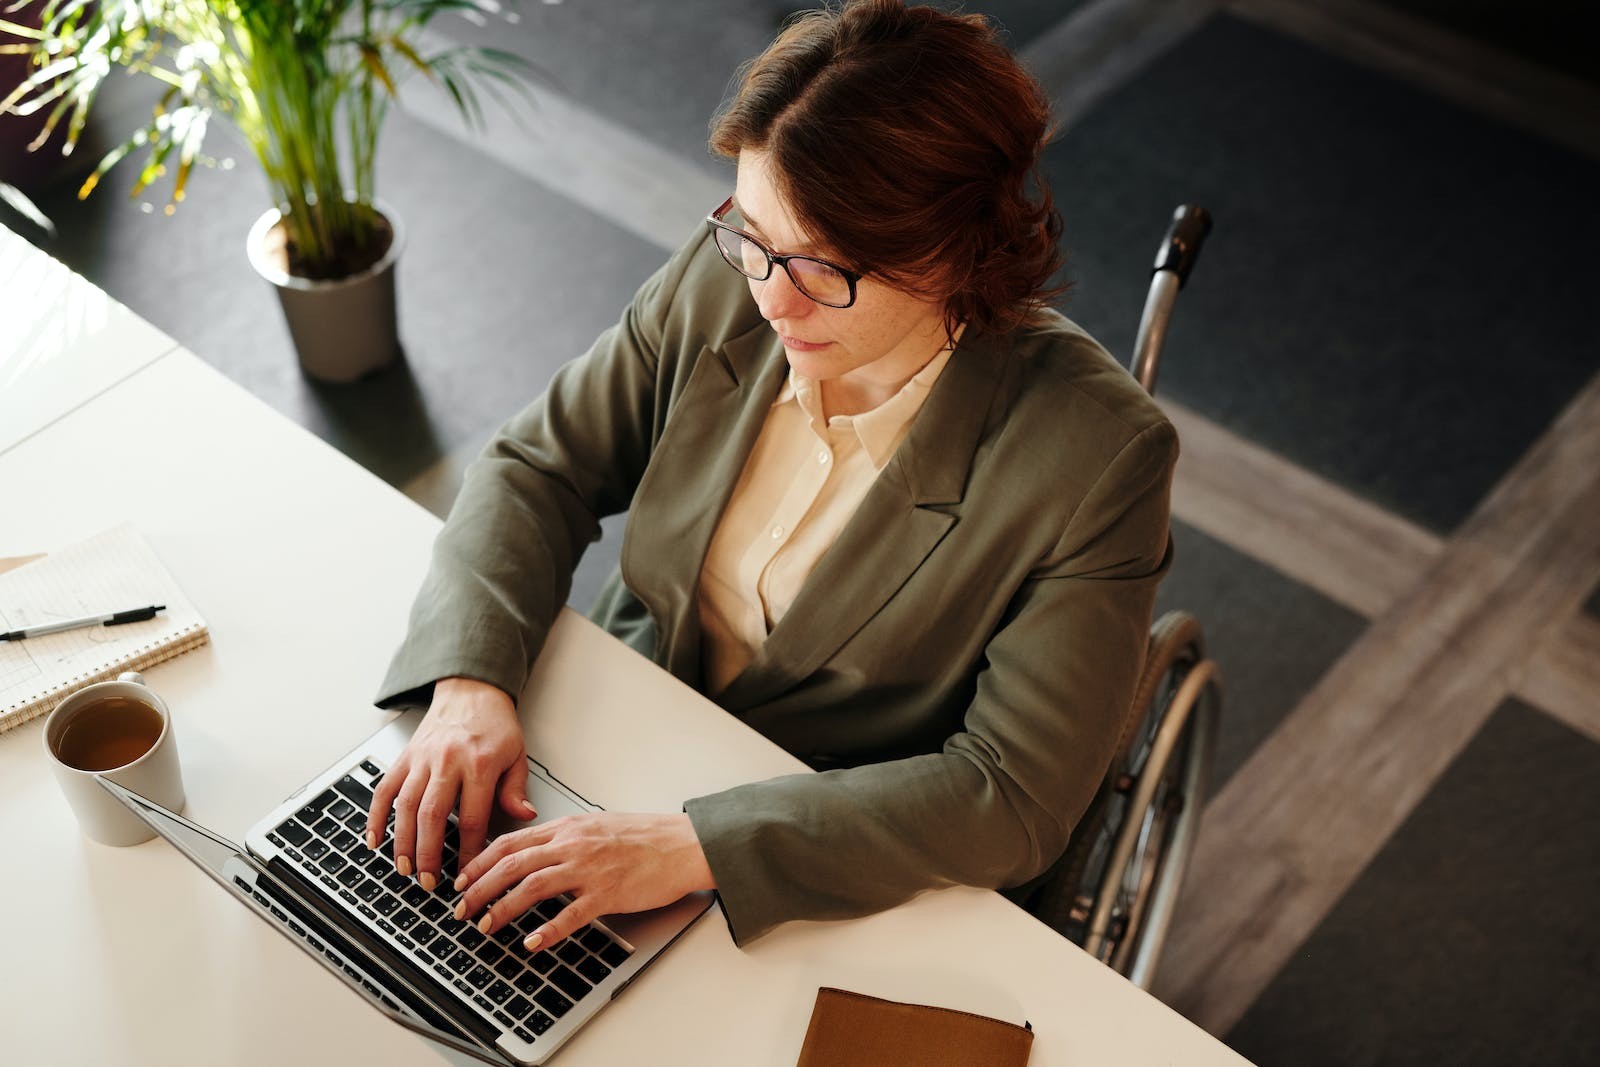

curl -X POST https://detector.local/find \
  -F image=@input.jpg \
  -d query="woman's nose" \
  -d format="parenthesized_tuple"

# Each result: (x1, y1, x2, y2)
(754, 265, 812, 322)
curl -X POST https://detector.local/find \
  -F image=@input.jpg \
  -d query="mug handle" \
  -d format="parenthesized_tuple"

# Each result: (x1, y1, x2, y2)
(118, 671, 145, 685)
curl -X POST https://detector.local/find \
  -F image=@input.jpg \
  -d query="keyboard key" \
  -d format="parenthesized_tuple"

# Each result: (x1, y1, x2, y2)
(474, 994, 495, 1013)
(467, 965, 494, 990)
(534, 899, 562, 922)
(421, 899, 448, 922)
(579, 928, 609, 953)
(430, 935, 455, 957)
(355, 881, 381, 902)
(457, 927, 485, 950)
(529, 950, 558, 975)
(338, 889, 358, 906)
(528, 1010, 554, 1035)
(317, 853, 348, 875)
(506, 994, 533, 1019)
(383, 872, 410, 894)
(413, 923, 437, 944)
(599, 942, 630, 968)
(377, 919, 396, 935)
(494, 956, 523, 980)
(486, 980, 514, 1005)
(313, 816, 340, 838)
(514, 972, 542, 996)
(303, 840, 330, 861)
(334, 775, 374, 810)
(397, 933, 415, 949)
(448, 950, 474, 975)
(337, 867, 363, 888)
(343, 811, 368, 835)
(576, 956, 610, 986)
(374, 894, 401, 917)
(479, 943, 505, 966)
(556, 941, 586, 966)
(327, 799, 355, 821)
(494, 1010, 515, 1028)
(365, 855, 390, 878)
(394, 910, 419, 931)
(276, 820, 311, 847)
(330, 831, 357, 853)
(319, 874, 339, 891)
(493, 925, 522, 947)
(533, 986, 573, 1019)
(401, 885, 429, 907)
(358, 904, 377, 920)
(514, 1025, 536, 1042)
(360, 759, 383, 777)
(549, 964, 590, 1001)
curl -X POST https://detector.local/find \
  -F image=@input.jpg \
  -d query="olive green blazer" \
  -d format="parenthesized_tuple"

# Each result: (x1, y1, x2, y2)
(376, 227, 1178, 946)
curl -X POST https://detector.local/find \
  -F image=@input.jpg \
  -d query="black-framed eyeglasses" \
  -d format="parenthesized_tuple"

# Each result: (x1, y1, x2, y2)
(706, 197, 861, 309)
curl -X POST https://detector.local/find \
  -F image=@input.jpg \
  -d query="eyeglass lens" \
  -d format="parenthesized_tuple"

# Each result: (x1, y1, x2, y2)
(713, 227, 851, 307)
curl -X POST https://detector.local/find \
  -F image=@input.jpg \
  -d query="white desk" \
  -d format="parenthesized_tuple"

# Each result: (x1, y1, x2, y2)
(0, 243, 1250, 1065)
(0, 225, 178, 456)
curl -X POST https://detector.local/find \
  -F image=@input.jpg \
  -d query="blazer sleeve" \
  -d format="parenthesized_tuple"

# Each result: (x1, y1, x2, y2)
(684, 418, 1179, 945)
(373, 232, 707, 710)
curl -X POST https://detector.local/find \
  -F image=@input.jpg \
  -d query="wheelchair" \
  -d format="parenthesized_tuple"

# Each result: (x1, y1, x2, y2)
(1019, 206, 1222, 990)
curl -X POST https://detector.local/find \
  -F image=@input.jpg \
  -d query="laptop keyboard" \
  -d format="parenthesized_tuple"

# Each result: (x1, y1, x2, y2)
(264, 760, 634, 1046)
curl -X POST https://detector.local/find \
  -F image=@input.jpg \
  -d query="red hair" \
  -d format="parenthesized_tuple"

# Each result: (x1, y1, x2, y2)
(710, 0, 1066, 336)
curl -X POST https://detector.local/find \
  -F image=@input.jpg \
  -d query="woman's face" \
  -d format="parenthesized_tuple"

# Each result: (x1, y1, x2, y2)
(733, 149, 951, 395)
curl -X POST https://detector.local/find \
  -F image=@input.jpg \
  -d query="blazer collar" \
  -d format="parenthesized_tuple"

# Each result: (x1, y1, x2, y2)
(713, 327, 1009, 711)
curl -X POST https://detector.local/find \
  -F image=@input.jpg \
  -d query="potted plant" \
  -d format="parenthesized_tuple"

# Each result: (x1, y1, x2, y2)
(1, 0, 530, 381)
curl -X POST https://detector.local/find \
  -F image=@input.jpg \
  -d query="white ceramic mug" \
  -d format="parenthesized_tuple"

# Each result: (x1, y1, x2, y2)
(42, 671, 186, 846)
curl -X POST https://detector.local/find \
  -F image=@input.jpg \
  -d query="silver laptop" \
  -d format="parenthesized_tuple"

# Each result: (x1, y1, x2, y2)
(100, 714, 713, 1065)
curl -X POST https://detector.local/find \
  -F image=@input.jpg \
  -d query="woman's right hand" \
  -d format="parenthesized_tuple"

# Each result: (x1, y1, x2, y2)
(365, 677, 538, 890)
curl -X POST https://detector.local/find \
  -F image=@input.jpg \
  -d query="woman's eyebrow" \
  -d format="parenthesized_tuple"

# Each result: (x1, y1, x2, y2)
(732, 197, 819, 254)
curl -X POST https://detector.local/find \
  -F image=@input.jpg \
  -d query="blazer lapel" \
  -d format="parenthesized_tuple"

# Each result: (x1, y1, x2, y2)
(715, 329, 1008, 712)
(621, 320, 790, 687)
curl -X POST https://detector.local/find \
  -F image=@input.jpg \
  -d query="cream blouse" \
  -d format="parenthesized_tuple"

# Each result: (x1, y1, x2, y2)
(696, 345, 954, 695)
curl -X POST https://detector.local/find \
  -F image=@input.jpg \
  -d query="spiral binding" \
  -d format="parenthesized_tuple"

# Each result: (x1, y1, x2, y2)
(0, 624, 211, 735)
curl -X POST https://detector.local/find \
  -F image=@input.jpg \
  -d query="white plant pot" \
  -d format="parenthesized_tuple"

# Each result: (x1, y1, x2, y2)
(246, 199, 405, 383)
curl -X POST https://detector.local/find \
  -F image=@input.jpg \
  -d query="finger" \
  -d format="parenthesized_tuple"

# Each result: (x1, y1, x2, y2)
(454, 770, 497, 874)
(497, 756, 537, 822)
(523, 894, 593, 953)
(388, 763, 431, 878)
(455, 818, 562, 891)
(365, 753, 409, 849)
(413, 767, 461, 887)
(457, 843, 560, 925)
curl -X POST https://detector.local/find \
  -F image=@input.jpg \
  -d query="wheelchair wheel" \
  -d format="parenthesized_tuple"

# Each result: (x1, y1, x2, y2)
(1039, 611, 1221, 989)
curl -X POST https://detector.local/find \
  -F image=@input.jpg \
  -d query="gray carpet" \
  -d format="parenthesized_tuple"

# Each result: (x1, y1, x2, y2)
(1225, 699, 1600, 1066)
(1039, 13, 1600, 534)
(431, 1, 1086, 177)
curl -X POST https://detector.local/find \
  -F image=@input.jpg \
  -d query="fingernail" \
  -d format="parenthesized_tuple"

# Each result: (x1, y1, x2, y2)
(419, 872, 436, 892)
(521, 800, 537, 817)
(477, 914, 493, 934)
(454, 901, 467, 922)
(523, 933, 543, 951)
(366, 831, 378, 850)
(396, 855, 412, 877)
(453, 873, 468, 891)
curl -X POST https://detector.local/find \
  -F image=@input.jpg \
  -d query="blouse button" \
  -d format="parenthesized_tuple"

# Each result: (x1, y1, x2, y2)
(817, 450, 830, 464)
(771, 525, 784, 540)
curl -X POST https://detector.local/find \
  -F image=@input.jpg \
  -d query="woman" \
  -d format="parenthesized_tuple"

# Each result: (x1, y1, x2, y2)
(366, 0, 1177, 952)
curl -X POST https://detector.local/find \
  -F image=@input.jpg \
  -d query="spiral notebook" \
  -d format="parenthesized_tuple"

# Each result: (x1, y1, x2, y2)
(0, 524, 209, 734)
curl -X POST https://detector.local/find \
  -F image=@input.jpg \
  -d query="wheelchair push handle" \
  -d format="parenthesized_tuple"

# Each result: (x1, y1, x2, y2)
(1152, 204, 1212, 288)
(1130, 204, 1213, 396)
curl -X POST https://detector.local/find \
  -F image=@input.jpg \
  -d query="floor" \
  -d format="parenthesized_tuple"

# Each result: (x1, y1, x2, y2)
(7, 1, 1598, 1063)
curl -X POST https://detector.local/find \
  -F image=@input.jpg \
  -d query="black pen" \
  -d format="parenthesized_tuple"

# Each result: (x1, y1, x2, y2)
(0, 604, 167, 641)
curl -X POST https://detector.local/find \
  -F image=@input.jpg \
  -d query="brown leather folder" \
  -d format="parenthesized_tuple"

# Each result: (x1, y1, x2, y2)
(795, 986, 1034, 1066)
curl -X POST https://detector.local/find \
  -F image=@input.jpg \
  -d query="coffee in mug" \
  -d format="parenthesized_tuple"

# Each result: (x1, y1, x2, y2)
(53, 696, 166, 771)
(43, 671, 186, 846)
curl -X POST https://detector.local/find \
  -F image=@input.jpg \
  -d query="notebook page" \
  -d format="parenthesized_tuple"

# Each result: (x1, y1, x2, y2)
(0, 524, 207, 727)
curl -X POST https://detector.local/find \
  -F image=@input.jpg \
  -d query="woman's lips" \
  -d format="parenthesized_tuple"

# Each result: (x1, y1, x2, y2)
(780, 334, 831, 352)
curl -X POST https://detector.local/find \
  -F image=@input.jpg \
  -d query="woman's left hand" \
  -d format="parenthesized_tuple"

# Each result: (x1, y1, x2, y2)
(451, 812, 715, 951)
